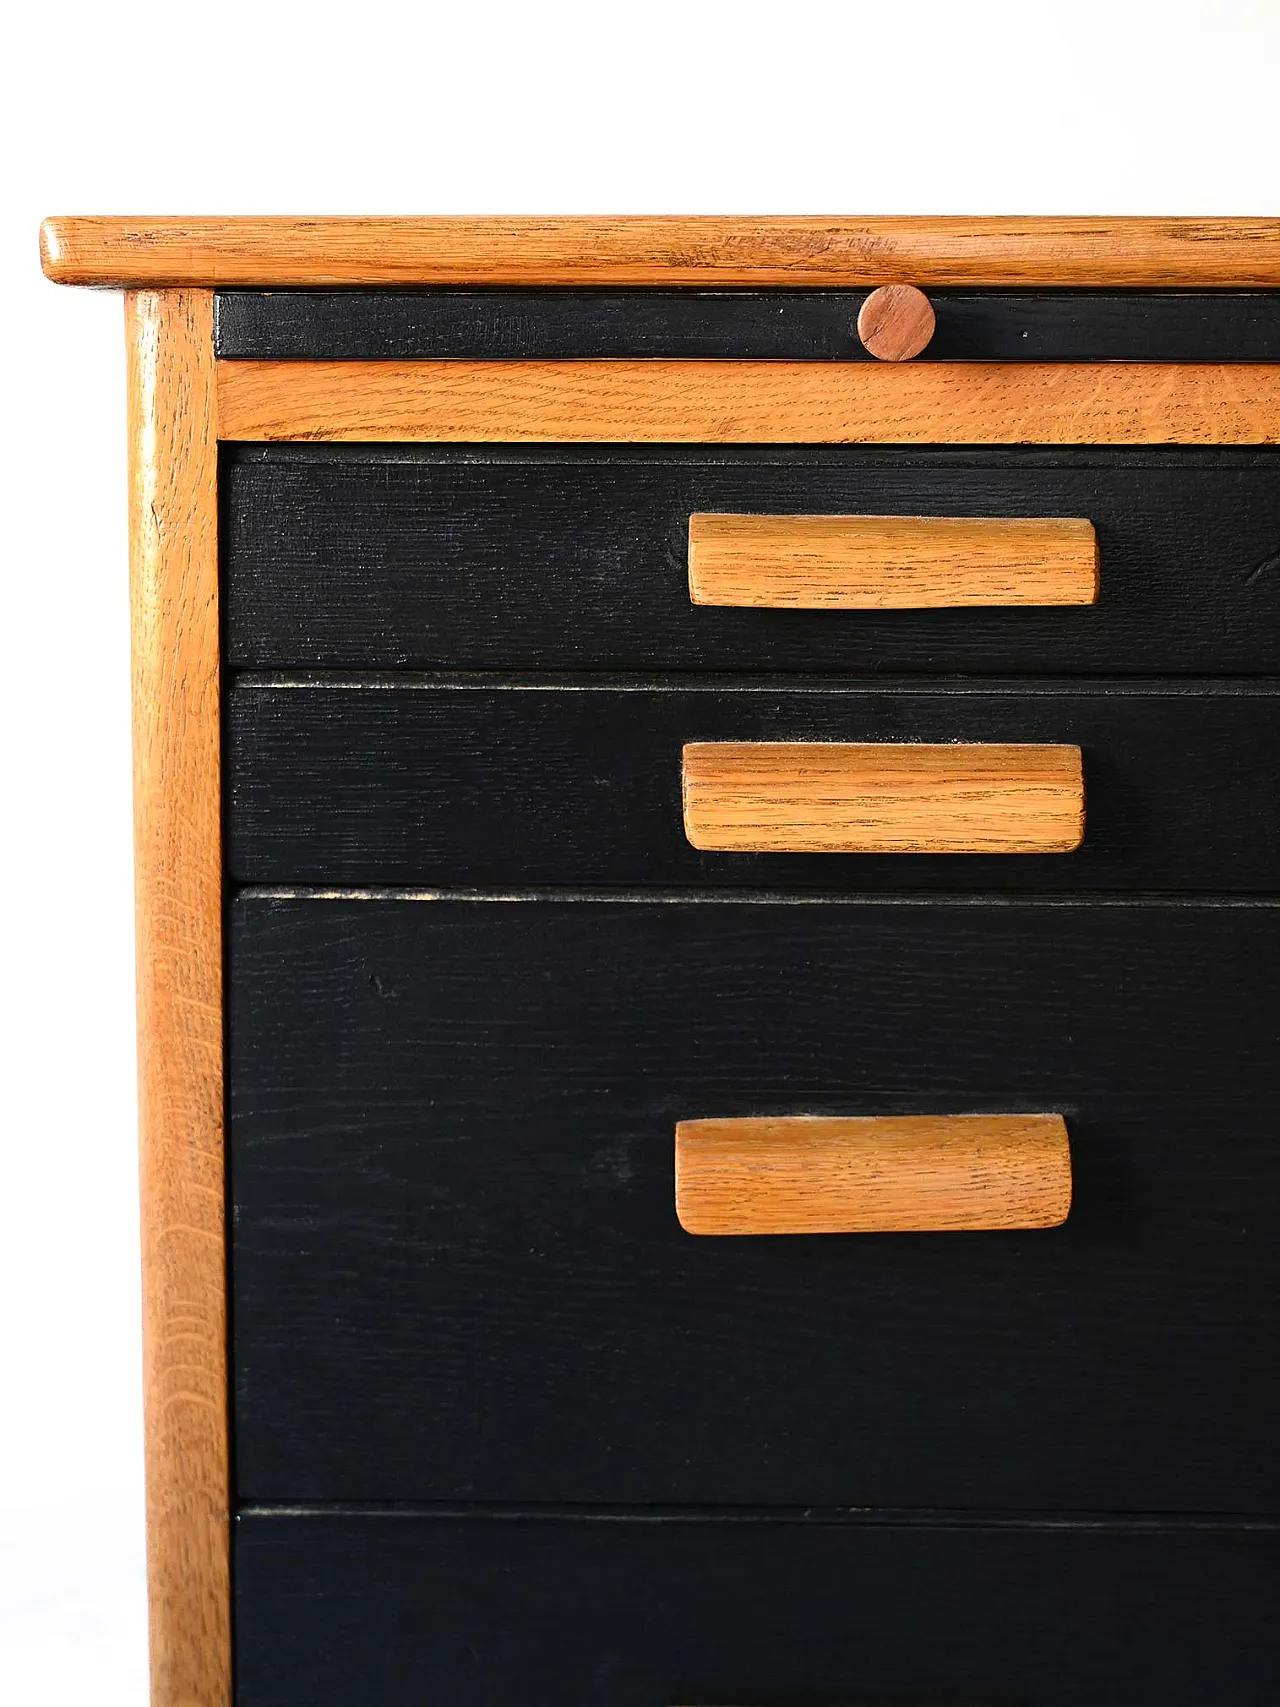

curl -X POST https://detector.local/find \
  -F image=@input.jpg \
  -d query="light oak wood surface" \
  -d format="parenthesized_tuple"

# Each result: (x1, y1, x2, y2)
(687, 513, 1099, 608)
(857, 283, 937, 360)
(127, 288, 229, 1707)
(675, 1113, 1073, 1234)
(215, 359, 1280, 444)
(40, 215, 1280, 286)
(682, 742, 1086, 853)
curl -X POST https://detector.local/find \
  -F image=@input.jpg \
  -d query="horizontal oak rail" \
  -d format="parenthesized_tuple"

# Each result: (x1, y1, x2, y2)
(681, 742, 1086, 854)
(215, 360, 1280, 444)
(687, 513, 1100, 608)
(675, 1114, 1073, 1234)
(40, 215, 1280, 288)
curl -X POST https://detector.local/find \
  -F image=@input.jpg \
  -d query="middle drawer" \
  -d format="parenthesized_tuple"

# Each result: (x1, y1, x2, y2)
(230, 895, 1280, 1512)
(228, 679, 1280, 889)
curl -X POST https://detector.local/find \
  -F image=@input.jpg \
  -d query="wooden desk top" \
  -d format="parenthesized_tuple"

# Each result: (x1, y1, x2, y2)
(40, 214, 1280, 289)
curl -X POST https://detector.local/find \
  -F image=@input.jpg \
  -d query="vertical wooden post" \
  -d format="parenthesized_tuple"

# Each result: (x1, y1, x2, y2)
(126, 288, 228, 1707)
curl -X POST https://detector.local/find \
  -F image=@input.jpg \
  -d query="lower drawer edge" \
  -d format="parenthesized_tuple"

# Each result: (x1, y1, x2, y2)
(234, 1511, 1280, 1707)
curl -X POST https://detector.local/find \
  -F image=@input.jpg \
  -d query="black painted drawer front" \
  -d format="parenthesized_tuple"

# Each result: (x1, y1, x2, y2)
(231, 897, 1280, 1511)
(228, 679, 1280, 890)
(223, 446, 1280, 675)
(215, 286, 1280, 361)
(235, 1514, 1280, 1707)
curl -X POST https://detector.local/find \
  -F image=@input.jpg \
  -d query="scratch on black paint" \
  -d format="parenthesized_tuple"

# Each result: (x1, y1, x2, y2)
(1246, 546, 1280, 586)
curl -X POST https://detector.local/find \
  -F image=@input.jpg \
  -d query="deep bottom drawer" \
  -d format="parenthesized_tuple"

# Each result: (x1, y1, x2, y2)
(234, 1513, 1280, 1707)
(231, 896, 1280, 1511)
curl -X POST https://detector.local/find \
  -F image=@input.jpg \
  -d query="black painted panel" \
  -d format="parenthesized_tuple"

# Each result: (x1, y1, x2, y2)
(230, 897, 1280, 1511)
(215, 288, 1280, 361)
(234, 1513, 1280, 1707)
(226, 680, 1280, 890)
(222, 446, 1280, 674)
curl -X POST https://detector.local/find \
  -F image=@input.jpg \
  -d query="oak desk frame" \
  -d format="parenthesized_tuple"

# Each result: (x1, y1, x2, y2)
(41, 214, 1280, 1707)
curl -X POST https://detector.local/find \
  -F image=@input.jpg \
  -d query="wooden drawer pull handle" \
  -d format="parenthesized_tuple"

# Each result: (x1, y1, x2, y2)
(682, 741, 1085, 854)
(857, 283, 937, 360)
(687, 513, 1099, 609)
(675, 1114, 1072, 1235)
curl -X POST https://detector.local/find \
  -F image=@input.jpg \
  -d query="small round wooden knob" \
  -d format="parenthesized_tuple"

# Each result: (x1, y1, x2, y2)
(857, 284, 936, 361)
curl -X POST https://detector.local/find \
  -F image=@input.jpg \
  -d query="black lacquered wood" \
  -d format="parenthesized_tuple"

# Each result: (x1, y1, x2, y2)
(214, 288, 1280, 361)
(230, 895, 1280, 1512)
(234, 1512, 1280, 1707)
(227, 678, 1280, 890)
(222, 446, 1280, 675)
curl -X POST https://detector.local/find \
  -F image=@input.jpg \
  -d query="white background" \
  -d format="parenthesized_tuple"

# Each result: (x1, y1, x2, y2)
(2, 2, 1278, 1700)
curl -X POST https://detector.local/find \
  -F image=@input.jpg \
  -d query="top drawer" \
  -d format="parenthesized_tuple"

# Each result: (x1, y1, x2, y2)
(224, 446, 1280, 673)
(214, 287, 1280, 362)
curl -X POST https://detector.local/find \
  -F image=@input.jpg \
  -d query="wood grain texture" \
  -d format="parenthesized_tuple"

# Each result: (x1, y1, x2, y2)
(216, 358, 1280, 444)
(126, 289, 228, 1707)
(234, 1515, 1280, 1707)
(225, 681, 1280, 893)
(687, 512, 1100, 607)
(223, 445, 1280, 675)
(682, 742, 1085, 853)
(857, 283, 936, 359)
(230, 897, 1280, 1512)
(40, 215, 1280, 287)
(675, 1114, 1072, 1234)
